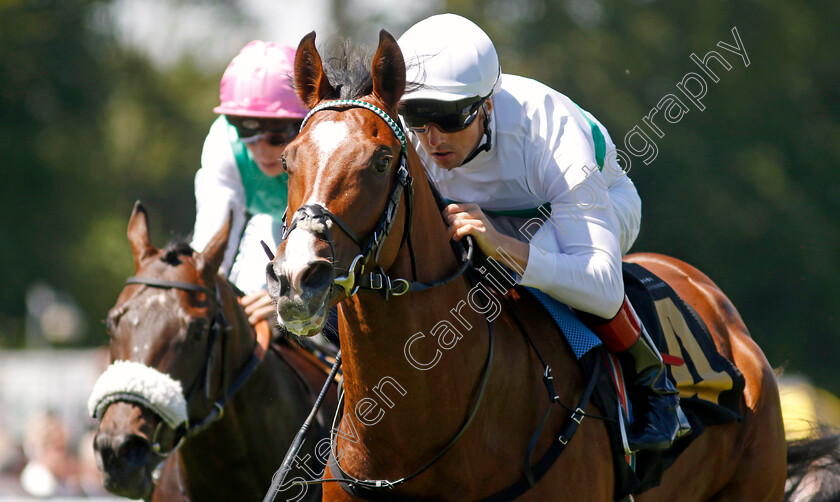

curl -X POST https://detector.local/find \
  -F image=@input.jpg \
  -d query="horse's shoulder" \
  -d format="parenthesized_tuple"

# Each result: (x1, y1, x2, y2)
(499, 286, 582, 372)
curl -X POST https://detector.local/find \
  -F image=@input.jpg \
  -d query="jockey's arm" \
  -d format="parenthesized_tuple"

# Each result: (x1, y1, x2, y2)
(443, 202, 530, 272)
(520, 113, 625, 319)
(191, 119, 249, 277)
(445, 124, 625, 319)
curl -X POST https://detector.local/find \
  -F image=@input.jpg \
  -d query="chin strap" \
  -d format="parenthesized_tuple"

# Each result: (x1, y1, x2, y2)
(460, 103, 492, 166)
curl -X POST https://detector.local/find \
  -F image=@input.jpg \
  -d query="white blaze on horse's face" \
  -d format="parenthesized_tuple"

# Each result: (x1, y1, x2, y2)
(273, 118, 350, 336)
(281, 228, 319, 295)
(307, 119, 350, 201)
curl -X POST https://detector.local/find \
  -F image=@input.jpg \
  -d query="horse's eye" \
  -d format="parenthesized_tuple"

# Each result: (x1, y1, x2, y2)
(282, 155, 289, 173)
(374, 154, 392, 174)
(103, 317, 116, 336)
(187, 319, 208, 340)
(104, 309, 124, 337)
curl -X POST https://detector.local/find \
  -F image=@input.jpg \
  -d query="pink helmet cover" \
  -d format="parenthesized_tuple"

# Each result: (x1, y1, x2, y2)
(213, 41, 308, 119)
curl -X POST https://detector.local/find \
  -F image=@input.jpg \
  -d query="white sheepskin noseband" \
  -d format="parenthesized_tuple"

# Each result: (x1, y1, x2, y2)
(88, 360, 188, 429)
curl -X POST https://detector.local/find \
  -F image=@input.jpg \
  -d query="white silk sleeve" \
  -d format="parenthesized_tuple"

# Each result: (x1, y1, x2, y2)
(190, 120, 248, 277)
(592, 114, 642, 256)
(517, 111, 624, 319)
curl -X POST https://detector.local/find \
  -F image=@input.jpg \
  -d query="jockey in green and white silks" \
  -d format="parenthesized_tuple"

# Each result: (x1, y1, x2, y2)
(190, 41, 306, 319)
(191, 115, 291, 293)
(398, 13, 690, 453)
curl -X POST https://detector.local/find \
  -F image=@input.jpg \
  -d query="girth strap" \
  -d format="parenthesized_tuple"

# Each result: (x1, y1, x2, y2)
(479, 355, 601, 502)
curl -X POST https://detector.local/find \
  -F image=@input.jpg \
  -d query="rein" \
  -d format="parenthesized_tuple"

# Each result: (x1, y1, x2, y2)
(319, 298, 602, 502)
(121, 276, 272, 456)
(263, 99, 477, 501)
(269, 285, 603, 502)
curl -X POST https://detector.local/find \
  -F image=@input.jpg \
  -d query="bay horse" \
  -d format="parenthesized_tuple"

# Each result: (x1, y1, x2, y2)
(267, 30, 787, 500)
(90, 202, 335, 502)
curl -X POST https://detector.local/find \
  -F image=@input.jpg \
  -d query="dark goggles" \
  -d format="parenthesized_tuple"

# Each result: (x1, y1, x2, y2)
(226, 116, 302, 146)
(399, 96, 488, 133)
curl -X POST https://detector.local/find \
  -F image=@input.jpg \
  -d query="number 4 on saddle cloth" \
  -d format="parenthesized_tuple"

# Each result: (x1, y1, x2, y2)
(515, 262, 745, 500)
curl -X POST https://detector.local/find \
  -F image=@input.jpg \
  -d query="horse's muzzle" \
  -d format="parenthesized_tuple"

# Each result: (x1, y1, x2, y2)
(94, 428, 154, 499)
(267, 257, 335, 337)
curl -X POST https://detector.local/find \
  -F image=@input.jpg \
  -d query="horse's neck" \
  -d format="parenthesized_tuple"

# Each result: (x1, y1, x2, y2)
(390, 155, 460, 285)
(336, 167, 494, 457)
(178, 361, 311, 498)
(178, 281, 314, 497)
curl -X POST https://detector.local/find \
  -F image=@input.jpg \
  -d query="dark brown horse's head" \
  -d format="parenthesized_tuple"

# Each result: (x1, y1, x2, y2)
(266, 30, 408, 337)
(90, 202, 229, 500)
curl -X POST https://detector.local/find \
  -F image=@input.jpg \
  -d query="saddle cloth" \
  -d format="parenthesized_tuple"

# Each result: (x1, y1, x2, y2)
(514, 261, 745, 499)
(472, 249, 746, 499)
(584, 262, 745, 499)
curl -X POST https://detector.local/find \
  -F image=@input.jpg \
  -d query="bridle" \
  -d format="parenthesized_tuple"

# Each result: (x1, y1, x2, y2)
(277, 99, 473, 301)
(121, 276, 270, 457)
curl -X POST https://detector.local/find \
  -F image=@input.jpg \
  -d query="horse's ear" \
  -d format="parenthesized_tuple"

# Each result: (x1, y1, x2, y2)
(197, 210, 231, 281)
(295, 32, 334, 108)
(371, 29, 406, 112)
(127, 201, 156, 272)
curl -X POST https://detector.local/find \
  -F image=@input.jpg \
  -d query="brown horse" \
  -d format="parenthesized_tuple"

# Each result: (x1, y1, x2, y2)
(266, 30, 787, 501)
(91, 203, 335, 502)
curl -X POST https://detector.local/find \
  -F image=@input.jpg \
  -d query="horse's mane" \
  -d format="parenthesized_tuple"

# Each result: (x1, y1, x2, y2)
(160, 240, 194, 266)
(318, 39, 424, 101)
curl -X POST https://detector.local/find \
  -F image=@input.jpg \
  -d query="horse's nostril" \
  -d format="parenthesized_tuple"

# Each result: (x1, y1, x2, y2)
(266, 262, 290, 298)
(300, 261, 334, 292)
(266, 262, 280, 294)
(266, 262, 279, 283)
(97, 443, 117, 469)
(120, 435, 150, 468)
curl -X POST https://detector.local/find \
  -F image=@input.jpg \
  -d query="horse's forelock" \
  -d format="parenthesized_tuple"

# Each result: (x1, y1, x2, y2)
(160, 240, 194, 266)
(319, 40, 423, 105)
(321, 40, 374, 100)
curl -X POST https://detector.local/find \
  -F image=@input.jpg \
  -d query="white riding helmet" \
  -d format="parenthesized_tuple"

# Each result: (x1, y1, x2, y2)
(398, 14, 502, 102)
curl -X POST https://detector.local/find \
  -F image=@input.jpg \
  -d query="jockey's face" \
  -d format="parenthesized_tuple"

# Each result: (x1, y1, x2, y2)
(229, 116, 299, 178)
(413, 99, 493, 170)
(245, 140, 288, 177)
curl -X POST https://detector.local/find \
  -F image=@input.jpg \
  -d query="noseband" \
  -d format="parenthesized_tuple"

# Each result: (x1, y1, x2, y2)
(278, 99, 472, 300)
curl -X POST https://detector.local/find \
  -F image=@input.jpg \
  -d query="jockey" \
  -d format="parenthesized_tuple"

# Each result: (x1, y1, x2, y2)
(397, 14, 690, 452)
(190, 42, 307, 331)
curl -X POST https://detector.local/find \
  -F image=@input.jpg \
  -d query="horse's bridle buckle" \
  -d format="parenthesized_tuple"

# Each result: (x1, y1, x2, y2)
(390, 278, 410, 296)
(151, 421, 187, 458)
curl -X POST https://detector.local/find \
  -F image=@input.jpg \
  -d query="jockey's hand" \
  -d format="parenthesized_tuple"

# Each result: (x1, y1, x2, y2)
(240, 289, 276, 326)
(442, 203, 529, 272)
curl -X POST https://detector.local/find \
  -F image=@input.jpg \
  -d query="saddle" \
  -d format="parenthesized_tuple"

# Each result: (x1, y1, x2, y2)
(468, 246, 745, 499)
(575, 262, 745, 500)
